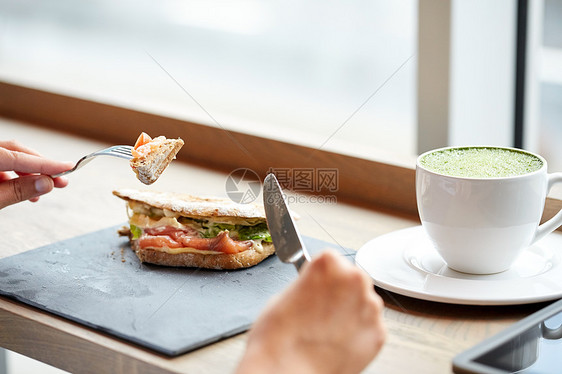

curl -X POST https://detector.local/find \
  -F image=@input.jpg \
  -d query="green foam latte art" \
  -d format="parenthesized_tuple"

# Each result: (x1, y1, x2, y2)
(420, 147, 543, 178)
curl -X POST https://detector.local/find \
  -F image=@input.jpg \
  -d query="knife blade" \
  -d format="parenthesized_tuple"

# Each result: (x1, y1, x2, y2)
(263, 173, 311, 272)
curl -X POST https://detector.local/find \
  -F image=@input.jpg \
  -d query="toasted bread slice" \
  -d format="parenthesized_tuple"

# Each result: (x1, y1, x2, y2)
(131, 240, 275, 269)
(130, 137, 184, 185)
(113, 189, 266, 224)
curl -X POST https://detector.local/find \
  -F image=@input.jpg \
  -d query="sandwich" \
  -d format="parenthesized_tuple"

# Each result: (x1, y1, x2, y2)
(113, 189, 275, 269)
(130, 132, 184, 185)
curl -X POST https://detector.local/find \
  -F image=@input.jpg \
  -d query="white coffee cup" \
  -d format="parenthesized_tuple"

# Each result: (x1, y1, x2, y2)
(416, 146, 562, 274)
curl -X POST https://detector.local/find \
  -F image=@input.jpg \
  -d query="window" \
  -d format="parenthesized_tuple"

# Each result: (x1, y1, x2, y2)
(0, 0, 418, 160)
(538, 0, 562, 171)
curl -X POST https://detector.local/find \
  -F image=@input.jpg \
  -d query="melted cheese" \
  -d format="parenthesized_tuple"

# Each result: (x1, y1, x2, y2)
(128, 202, 181, 218)
(146, 241, 264, 255)
(129, 214, 184, 229)
(206, 217, 263, 225)
(150, 246, 223, 255)
(252, 241, 264, 253)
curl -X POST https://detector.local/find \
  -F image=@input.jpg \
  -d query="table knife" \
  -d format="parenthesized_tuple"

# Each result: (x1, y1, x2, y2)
(263, 173, 311, 272)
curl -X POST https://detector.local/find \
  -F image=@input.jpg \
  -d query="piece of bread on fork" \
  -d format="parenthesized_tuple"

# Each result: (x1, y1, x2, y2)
(130, 132, 184, 185)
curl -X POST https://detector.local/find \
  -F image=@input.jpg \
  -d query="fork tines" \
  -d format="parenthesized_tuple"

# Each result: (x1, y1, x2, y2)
(110, 146, 134, 158)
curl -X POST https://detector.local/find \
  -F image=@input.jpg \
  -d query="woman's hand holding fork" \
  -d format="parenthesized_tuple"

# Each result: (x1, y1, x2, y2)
(0, 140, 72, 209)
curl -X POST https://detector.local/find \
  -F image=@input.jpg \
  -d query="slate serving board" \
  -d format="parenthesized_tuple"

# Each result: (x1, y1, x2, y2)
(0, 225, 347, 356)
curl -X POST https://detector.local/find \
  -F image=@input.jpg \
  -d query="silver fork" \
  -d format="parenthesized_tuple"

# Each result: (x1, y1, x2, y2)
(51, 145, 134, 178)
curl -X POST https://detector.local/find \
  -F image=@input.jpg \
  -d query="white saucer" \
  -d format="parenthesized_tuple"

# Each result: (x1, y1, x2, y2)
(355, 226, 562, 305)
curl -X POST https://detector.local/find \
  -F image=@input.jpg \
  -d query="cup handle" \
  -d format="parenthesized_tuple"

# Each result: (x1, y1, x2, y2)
(541, 321, 562, 340)
(533, 172, 562, 244)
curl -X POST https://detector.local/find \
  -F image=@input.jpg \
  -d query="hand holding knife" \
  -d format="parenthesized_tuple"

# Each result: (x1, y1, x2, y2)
(263, 173, 311, 272)
(240, 184, 388, 373)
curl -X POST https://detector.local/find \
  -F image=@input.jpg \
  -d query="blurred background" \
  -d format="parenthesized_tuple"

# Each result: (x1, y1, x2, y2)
(1, 0, 560, 167)
(0, 0, 417, 161)
(542, 0, 562, 171)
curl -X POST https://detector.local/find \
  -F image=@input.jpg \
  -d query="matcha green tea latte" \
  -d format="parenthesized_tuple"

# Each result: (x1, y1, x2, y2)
(420, 147, 543, 178)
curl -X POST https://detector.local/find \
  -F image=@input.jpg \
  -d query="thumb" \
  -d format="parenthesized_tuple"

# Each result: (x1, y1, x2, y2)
(0, 175, 54, 209)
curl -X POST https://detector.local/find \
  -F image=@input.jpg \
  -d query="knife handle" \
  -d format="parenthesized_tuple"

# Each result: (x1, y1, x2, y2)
(293, 251, 311, 272)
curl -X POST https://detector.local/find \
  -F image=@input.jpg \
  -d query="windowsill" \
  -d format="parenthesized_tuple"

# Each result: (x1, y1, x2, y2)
(0, 80, 420, 217)
(0, 73, 417, 170)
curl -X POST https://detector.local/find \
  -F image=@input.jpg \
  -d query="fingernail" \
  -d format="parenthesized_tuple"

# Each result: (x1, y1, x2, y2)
(34, 176, 52, 194)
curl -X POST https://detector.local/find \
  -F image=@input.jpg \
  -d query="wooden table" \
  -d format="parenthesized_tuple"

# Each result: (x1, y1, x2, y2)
(0, 118, 548, 373)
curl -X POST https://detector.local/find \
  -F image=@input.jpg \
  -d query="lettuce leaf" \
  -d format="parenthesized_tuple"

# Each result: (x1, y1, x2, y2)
(238, 223, 272, 242)
(199, 222, 272, 242)
(200, 223, 236, 238)
(130, 224, 143, 240)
